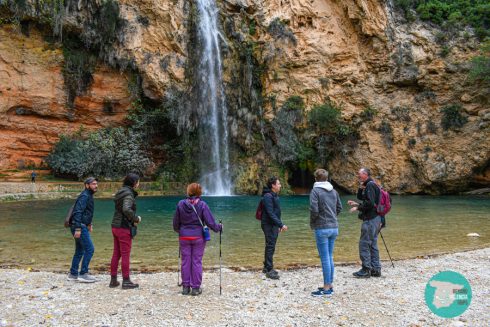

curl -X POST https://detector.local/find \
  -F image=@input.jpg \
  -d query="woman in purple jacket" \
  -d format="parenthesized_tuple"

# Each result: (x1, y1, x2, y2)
(173, 183, 223, 296)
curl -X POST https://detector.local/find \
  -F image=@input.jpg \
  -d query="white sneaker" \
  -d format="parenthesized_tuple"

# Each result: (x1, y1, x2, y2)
(67, 273, 78, 281)
(77, 273, 96, 283)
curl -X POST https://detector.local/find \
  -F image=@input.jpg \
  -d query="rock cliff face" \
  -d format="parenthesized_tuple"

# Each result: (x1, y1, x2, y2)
(0, 0, 488, 193)
(0, 25, 131, 168)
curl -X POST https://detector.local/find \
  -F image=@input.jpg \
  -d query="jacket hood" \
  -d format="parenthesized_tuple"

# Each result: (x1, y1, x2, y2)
(115, 186, 137, 201)
(314, 181, 334, 192)
(180, 197, 203, 214)
(262, 187, 273, 196)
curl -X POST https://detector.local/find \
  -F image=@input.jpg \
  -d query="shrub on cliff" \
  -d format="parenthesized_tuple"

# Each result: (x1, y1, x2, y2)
(469, 39, 490, 88)
(440, 104, 468, 131)
(395, 0, 490, 40)
(308, 100, 358, 164)
(46, 128, 152, 179)
(267, 18, 297, 45)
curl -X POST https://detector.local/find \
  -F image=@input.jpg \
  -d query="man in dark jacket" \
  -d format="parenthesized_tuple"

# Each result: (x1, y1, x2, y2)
(347, 168, 382, 278)
(261, 176, 288, 279)
(67, 177, 98, 283)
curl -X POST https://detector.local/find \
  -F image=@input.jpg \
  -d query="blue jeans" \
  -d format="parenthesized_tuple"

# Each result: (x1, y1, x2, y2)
(314, 228, 338, 285)
(70, 225, 94, 276)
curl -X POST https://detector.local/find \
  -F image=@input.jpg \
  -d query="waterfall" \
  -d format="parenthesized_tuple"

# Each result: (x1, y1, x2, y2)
(194, 0, 232, 195)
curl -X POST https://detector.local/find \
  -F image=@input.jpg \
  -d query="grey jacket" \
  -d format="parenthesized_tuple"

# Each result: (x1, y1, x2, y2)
(309, 181, 342, 229)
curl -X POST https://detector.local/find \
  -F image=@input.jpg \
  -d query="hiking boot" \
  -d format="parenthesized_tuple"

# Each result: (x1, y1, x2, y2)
(266, 269, 280, 280)
(191, 288, 202, 296)
(109, 276, 120, 288)
(182, 286, 191, 295)
(67, 273, 78, 281)
(122, 278, 139, 289)
(353, 267, 371, 278)
(78, 273, 96, 283)
(311, 288, 333, 297)
(370, 269, 382, 277)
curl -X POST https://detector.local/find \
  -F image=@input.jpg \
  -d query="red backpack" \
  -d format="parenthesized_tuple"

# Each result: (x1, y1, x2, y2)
(369, 181, 392, 216)
(255, 200, 263, 220)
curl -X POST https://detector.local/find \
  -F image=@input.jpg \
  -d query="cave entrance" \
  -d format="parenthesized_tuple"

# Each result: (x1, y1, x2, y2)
(288, 168, 315, 195)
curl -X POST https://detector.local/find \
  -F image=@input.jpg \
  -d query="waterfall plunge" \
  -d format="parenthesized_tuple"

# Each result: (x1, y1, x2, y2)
(194, 0, 232, 195)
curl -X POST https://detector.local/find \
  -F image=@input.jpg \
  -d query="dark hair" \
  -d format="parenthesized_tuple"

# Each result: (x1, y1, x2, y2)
(123, 173, 140, 188)
(267, 176, 279, 189)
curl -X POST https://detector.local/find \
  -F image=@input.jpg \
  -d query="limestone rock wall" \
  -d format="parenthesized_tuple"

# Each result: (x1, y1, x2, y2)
(0, 0, 488, 193)
(0, 25, 131, 168)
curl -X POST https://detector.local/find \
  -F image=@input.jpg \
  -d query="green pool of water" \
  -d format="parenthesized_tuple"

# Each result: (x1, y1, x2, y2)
(0, 195, 488, 272)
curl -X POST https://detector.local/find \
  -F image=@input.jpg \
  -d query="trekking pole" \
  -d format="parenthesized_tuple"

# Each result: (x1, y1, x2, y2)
(219, 219, 222, 296)
(379, 231, 395, 268)
(177, 244, 182, 286)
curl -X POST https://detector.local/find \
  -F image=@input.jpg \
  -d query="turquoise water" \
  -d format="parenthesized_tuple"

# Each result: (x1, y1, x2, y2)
(0, 195, 489, 272)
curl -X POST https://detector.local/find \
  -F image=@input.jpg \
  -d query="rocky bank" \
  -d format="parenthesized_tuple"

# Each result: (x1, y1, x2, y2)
(0, 247, 489, 326)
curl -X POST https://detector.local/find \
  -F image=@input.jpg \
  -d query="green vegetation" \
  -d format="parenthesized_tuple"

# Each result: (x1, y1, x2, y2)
(394, 0, 490, 40)
(390, 106, 411, 122)
(62, 36, 97, 108)
(267, 17, 297, 45)
(126, 99, 171, 143)
(379, 120, 394, 148)
(249, 19, 256, 36)
(89, 0, 125, 52)
(125, 93, 199, 183)
(440, 103, 468, 130)
(46, 127, 152, 180)
(469, 39, 490, 88)
(360, 106, 378, 121)
(308, 100, 358, 165)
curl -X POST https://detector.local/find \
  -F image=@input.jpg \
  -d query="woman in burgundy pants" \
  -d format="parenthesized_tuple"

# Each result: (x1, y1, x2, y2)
(109, 173, 142, 289)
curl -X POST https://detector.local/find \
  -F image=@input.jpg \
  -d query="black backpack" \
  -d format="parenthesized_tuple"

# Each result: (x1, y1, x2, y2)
(64, 204, 75, 228)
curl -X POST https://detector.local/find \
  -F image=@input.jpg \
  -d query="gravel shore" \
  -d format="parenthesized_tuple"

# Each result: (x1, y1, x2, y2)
(1, 248, 489, 326)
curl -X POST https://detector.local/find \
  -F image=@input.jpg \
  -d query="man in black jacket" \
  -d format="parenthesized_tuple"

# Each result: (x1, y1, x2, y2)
(67, 177, 98, 283)
(347, 168, 382, 278)
(261, 176, 288, 279)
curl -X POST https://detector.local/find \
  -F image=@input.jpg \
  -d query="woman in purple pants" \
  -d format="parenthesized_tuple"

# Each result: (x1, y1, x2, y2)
(173, 183, 222, 296)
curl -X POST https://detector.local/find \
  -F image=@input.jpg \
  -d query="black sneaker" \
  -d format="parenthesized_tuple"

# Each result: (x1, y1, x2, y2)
(371, 269, 382, 277)
(266, 269, 280, 280)
(182, 286, 191, 295)
(191, 288, 202, 296)
(353, 267, 371, 278)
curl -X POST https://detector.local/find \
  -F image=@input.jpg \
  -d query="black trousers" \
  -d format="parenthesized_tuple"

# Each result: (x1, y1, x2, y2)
(261, 223, 279, 272)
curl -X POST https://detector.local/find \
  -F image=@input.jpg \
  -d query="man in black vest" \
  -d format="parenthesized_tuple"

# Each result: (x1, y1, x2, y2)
(347, 168, 382, 278)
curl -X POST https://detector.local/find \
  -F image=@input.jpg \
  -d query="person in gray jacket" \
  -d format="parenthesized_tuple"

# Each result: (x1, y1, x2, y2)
(309, 169, 342, 297)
